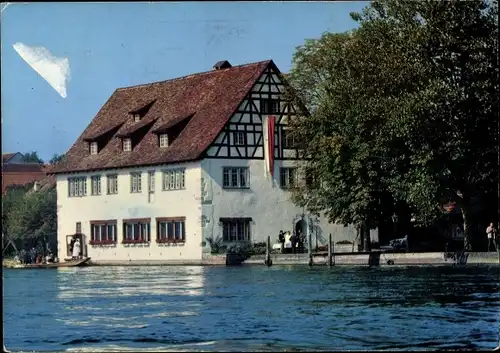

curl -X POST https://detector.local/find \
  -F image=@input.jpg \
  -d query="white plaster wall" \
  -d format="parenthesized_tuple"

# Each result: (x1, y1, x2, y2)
(56, 162, 203, 262)
(200, 158, 359, 250)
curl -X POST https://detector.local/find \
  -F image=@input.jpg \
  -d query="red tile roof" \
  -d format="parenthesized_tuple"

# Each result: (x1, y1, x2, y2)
(52, 60, 273, 174)
(2, 163, 48, 194)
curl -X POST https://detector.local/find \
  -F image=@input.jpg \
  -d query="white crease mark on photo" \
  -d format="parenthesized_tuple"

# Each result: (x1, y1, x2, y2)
(13, 42, 71, 99)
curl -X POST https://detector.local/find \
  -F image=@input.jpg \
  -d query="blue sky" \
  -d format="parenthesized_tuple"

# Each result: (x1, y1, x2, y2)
(1, 1, 366, 162)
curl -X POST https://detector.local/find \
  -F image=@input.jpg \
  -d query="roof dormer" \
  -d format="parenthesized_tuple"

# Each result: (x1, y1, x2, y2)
(152, 112, 194, 149)
(129, 100, 156, 122)
(83, 122, 124, 156)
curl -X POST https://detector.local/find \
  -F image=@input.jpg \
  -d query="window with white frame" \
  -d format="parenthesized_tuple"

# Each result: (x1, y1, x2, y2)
(91, 175, 101, 195)
(130, 173, 142, 193)
(221, 218, 251, 242)
(148, 171, 155, 192)
(122, 138, 132, 151)
(222, 167, 249, 189)
(280, 167, 297, 189)
(159, 134, 169, 148)
(157, 218, 186, 243)
(123, 220, 151, 242)
(107, 174, 118, 194)
(233, 131, 246, 146)
(162, 168, 185, 190)
(68, 177, 87, 197)
(90, 221, 117, 244)
(89, 142, 98, 155)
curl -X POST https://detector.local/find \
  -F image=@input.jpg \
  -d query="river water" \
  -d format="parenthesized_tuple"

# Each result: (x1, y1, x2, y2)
(3, 265, 500, 351)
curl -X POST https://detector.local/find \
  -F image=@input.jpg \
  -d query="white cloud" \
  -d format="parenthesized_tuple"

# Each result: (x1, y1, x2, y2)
(13, 42, 71, 98)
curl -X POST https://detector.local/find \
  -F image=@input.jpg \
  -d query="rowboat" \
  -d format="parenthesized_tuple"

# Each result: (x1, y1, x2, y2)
(5, 257, 91, 269)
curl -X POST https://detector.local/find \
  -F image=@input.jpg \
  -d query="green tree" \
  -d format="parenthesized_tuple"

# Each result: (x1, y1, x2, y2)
(4, 188, 57, 254)
(49, 153, 65, 165)
(22, 151, 44, 164)
(287, 0, 498, 250)
(2, 185, 30, 254)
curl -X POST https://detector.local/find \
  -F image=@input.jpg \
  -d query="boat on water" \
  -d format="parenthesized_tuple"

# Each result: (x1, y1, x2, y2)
(4, 257, 91, 269)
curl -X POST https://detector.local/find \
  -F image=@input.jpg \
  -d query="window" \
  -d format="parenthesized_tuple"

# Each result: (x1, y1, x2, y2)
(282, 129, 295, 149)
(76, 222, 82, 234)
(233, 131, 246, 146)
(157, 218, 186, 243)
(162, 168, 185, 190)
(223, 167, 249, 189)
(91, 175, 101, 195)
(107, 174, 118, 194)
(123, 219, 151, 243)
(130, 173, 142, 193)
(148, 171, 155, 193)
(90, 221, 117, 245)
(221, 218, 251, 242)
(68, 177, 87, 197)
(89, 142, 98, 155)
(261, 98, 279, 114)
(133, 114, 141, 122)
(123, 138, 132, 152)
(159, 134, 169, 148)
(280, 168, 297, 189)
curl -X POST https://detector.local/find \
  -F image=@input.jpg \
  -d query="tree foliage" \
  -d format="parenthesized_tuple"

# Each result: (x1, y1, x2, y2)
(49, 153, 65, 165)
(2, 186, 57, 254)
(22, 151, 44, 164)
(287, 0, 498, 250)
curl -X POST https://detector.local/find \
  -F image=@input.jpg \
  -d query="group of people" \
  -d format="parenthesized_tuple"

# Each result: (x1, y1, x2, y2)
(17, 247, 55, 265)
(277, 230, 306, 253)
(486, 222, 498, 252)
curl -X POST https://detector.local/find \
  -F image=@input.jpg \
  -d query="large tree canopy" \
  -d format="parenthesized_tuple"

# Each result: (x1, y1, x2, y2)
(3, 186, 57, 254)
(288, 0, 498, 250)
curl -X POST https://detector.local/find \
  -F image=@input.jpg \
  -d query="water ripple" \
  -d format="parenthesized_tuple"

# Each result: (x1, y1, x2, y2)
(4, 265, 500, 351)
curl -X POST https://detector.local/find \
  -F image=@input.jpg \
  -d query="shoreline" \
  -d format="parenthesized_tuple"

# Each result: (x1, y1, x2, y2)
(5, 251, 499, 267)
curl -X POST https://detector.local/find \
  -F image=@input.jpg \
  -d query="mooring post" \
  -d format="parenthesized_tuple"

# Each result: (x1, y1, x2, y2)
(265, 235, 272, 267)
(307, 229, 313, 266)
(328, 233, 333, 267)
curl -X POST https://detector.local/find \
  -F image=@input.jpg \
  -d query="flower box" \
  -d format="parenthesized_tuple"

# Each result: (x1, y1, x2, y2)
(121, 239, 150, 244)
(89, 239, 116, 245)
(156, 238, 185, 244)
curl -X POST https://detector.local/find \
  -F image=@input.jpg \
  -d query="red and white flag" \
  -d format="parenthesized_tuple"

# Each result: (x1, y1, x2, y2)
(263, 115, 275, 179)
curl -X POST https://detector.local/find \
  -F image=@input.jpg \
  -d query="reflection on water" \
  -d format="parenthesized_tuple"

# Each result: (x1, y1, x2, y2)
(57, 266, 205, 299)
(3, 265, 500, 351)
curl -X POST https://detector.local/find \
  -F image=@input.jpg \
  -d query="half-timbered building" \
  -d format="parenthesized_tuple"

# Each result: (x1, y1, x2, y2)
(51, 60, 363, 264)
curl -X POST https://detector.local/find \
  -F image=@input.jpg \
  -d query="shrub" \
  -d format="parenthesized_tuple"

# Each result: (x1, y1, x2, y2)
(206, 236, 226, 255)
(336, 240, 353, 245)
(227, 242, 253, 260)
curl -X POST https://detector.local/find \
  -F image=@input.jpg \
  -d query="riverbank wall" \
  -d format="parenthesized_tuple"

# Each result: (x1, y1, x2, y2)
(4, 252, 499, 267)
(82, 251, 499, 266)
(244, 252, 500, 266)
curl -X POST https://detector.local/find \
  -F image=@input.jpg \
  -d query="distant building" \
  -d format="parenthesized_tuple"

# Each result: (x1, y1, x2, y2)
(2, 152, 25, 164)
(2, 153, 48, 194)
(51, 59, 362, 264)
